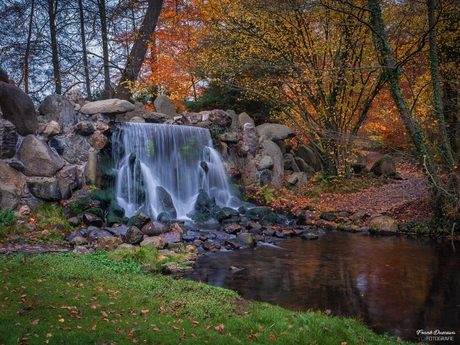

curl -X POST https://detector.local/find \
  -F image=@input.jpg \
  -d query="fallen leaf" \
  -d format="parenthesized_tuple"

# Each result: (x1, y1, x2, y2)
(101, 311, 108, 317)
(269, 334, 276, 341)
(215, 324, 225, 332)
(141, 309, 149, 314)
(92, 324, 97, 331)
(30, 319, 39, 325)
(172, 326, 180, 331)
(46, 333, 52, 338)
(58, 318, 64, 323)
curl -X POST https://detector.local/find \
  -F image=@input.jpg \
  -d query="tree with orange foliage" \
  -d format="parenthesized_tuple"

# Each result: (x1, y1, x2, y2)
(137, 0, 207, 110)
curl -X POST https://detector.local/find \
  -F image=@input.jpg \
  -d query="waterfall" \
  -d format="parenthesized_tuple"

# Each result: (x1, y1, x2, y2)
(112, 123, 238, 220)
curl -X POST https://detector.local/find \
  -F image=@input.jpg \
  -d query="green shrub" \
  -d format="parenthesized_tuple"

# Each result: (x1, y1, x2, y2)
(0, 207, 17, 225)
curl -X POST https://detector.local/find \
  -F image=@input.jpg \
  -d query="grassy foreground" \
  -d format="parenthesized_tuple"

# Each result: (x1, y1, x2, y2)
(0, 252, 417, 345)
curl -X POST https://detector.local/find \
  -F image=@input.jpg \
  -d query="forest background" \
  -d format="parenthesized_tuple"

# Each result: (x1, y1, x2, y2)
(1, 0, 460, 229)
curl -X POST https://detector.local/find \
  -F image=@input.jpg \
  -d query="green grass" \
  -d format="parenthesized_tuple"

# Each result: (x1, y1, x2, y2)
(0, 252, 419, 345)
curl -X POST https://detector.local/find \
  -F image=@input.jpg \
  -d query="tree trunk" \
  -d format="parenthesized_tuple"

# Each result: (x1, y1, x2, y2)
(47, 0, 61, 94)
(23, 0, 35, 94)
(368, 0, 439, 182)
(79, 0, 92, 101)
(115, 0, 164, 100)
(97, 0, 112, 99)
(427, 0, 454, 167)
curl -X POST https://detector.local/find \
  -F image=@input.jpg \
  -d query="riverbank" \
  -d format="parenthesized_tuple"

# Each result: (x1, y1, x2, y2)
(0, 251, 418, 344)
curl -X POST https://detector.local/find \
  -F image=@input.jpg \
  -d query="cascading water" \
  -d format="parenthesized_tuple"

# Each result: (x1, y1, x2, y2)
(112, 122, 239, 220)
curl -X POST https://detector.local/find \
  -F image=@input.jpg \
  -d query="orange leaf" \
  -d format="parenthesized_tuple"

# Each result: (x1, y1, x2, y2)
(101, 311, 108, 317)
(269, 334, 276, 341)
(215, 324, 225, 332)
(92, 324, 97, 331)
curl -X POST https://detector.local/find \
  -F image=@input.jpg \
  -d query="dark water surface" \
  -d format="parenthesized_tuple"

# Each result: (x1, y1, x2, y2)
(179, 232, 460, 342)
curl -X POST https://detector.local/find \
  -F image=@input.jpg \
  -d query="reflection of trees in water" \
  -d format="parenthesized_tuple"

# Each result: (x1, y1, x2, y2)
(415, 242, 460, 334)
(181, 233, 460, 341)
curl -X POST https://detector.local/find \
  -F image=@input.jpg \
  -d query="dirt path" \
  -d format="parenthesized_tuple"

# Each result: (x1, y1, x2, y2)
(309, 166, 432, 222)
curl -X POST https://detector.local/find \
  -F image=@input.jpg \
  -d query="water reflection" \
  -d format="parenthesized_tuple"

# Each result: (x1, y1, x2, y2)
(179, 232, 460, 342)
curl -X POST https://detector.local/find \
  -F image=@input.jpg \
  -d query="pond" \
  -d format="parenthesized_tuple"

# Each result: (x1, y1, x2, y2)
(178, 231, 460, 343)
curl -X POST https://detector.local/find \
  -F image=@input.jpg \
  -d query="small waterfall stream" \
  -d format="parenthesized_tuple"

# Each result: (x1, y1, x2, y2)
(112, 123, 237, 220)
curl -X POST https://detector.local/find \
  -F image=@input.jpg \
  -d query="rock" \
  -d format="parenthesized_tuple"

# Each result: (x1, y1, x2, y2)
(370, 155, 396, 177)
(0, 161, 25, 209)
(256, 123, 295, 141)
(61, 133, 91, 164)
(68, 217, 80, 227)
(238, 112, 254, 129)
(70, 236, 87, 245)
(0, 119, 17, 158)
(208, 109, 233, 127)
(38, 94, 76, 133)
(26, 177, 62, 201)
(82, 213, 104, 227)
(301, 232, 319, 240)
(142, 111, 166, 123)
(80, 98, 135, 115)
(56, 165, 83, 199)
(260, 140, 283, 188)
(64, 88, 85, 106)
(125, 226, 144, 244)
(161, 262, 180, 274)
(73, 246, 90, 255)
(284, 153, 300, 172)
(296, 145, 322, 172)
(17, 135, 64, 177)
(88, 227, 112, 242)
(106, 225, 129, 238)
(116, 243, 136, 251)
(257, 156, 274, 171)
(132, 212, 151, 229)
(286, 172, 309, 186)
(369, 216, 398, 233)
(236, 232, 255, 246)
(84, 151, 103, 188)
(170, 222, 185, 233)
(140, 236, 167, 249)
(129, 116, 145, 123)
(194, 189, 213, 211)
(243, 123, 258, 156)
(75, 121, 95, 135)
(156, 186, 177, 219)
(120, 102, 165, 123)
(294, 157, 315, 177)
(182, 112, 201, 125)
(160, 230, 182, 246)
(141, 221, 168, 236)
(89, 132, 108, 150)
(219, 131, 241, 143)
(48, 137, 66, 155)
(0, 82, 38, 135)
(98, 236, 122, 250)
(42, 120, 61, 140)
(153, 95, 177, 118)
(321, 212, 336, 222)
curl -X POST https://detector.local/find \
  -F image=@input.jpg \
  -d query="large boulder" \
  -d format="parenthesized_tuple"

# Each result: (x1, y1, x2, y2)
(369, 215, 398, 234)
(243, 123, 258, 157)
(238, 112, 254, 129)
(255, 123, 295, 141)
(0, 161, 25, 209)
(61, 133, 92, 164)
(208, 109, 233, 127)
(260, 140, 284, 188)
(156, 186, 177, 219)
(17, 135, 64, 177)
(26, 177, 62, 201)
(153, 95, 177, 118)
(0, 119, 18, 159)
(38, 94, 77, 133)
(117, 102, 165, 123)
(56, 165, 84, 199)
(370, 155, 396, 177)
(80, 99, 135, 115)
(0, 82, 37, 135)
(296, 145, 322, 172)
